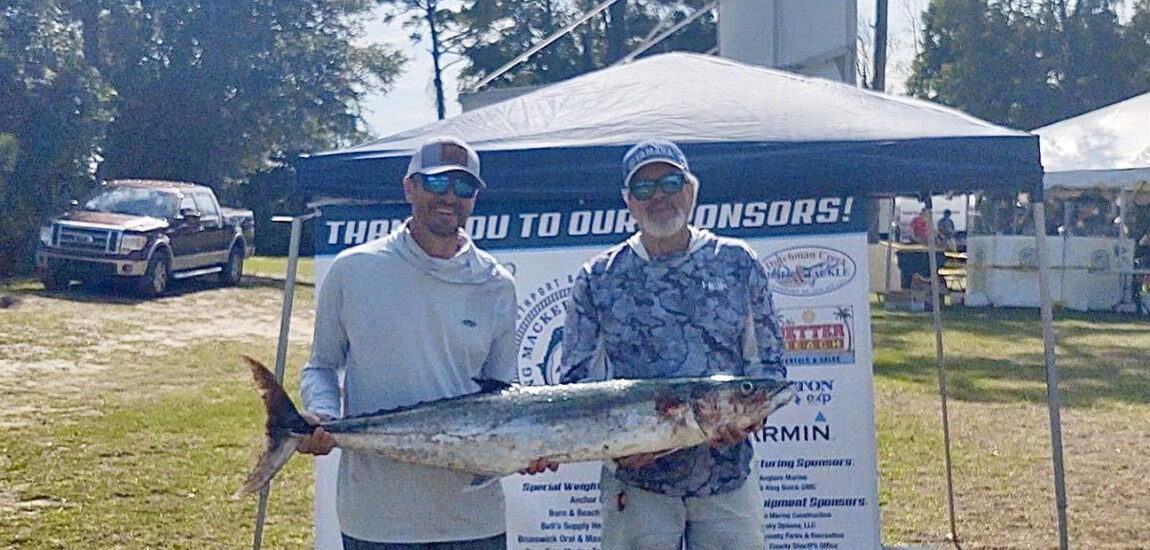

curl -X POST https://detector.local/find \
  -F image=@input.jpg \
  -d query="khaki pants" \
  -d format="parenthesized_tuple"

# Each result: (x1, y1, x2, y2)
(598, 467, 766, 550)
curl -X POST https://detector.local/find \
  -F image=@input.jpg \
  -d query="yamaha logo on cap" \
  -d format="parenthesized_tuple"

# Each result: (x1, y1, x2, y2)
(623, 139, 690, 184)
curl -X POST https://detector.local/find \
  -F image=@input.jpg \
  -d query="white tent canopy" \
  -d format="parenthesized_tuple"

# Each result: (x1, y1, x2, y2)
(1036, 91, 1150, 202)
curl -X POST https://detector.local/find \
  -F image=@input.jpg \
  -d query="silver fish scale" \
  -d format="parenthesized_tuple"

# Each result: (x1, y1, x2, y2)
(320, 376, 791, 477)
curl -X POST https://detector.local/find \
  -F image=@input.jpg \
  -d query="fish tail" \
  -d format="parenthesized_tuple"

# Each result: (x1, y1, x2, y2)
(234, 355, 311, 499)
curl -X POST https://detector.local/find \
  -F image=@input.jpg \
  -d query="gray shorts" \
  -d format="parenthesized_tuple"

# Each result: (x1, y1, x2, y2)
(599, 467, 766, 550)
(340, 533, 505, 550)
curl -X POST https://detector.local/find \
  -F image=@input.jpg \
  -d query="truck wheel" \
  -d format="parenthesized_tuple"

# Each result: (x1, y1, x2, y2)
(220, 244, 244, 286)
(137, 254, 170, 297)
(41, 272, 70, 291)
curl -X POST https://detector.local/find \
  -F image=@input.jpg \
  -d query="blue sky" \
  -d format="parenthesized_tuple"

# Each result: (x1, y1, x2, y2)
(358, 1, 929, 138)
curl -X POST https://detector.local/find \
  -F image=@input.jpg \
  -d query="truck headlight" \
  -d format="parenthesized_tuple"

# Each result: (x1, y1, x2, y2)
(39, 226, 53, 246)
(119, 234, 148, 254)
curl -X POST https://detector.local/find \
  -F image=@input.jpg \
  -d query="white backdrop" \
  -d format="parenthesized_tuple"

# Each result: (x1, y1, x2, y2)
(307, 196, 878, 550)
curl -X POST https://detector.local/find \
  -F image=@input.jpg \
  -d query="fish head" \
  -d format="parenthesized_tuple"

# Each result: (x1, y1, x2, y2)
(687, 375, 795, 437)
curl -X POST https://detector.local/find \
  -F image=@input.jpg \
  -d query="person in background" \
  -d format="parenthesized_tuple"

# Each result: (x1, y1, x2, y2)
(557, 139, 787, 550)
(910, 207, 931, 245)
(936, 209, 957, 250)
(294, 136, 534, 550)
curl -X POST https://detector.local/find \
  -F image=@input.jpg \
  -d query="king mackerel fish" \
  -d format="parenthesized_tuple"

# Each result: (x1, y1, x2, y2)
(235, 356, 794, 498)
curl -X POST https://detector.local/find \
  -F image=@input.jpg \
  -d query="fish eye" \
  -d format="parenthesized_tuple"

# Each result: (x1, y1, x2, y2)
(740, 381, 755, 395)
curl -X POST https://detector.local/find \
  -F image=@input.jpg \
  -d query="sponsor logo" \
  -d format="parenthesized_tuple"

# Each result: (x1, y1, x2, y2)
(790, 379, 835, 406)
(776, 306, 856, 366)
(761, 246, 856, 296)
(516, 275, 575, 386)
(754, 422, 832, 443)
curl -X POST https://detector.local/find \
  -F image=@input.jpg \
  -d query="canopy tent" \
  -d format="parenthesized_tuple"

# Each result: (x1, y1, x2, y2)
(284, 53, 1067, 550)
(1036, 91, 1150, 204)
(296, 53, 1042, 203)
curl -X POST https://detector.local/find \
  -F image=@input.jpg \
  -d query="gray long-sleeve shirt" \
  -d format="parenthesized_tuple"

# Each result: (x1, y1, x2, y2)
(300, 222, 517, 543)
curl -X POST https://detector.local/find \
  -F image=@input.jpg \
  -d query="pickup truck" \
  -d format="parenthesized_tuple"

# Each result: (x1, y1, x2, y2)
(35, 179, 255, 296)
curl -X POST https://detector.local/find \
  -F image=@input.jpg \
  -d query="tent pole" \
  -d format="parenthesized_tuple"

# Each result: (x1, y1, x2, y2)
(925, 199, 959, 543)
(252, 211, 318, 550)
(885, 198, 895, 292)
(1031, 201, 1070, 550)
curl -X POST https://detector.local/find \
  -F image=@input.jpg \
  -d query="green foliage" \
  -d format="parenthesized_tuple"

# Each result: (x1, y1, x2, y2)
(453, 0, 717, 90)
(78, 0, 407, 183)
(908, 0, 1150, 130)
(0, 0, 408, 277)
(226, 164, 316, 257)
(0, 0, 114, 277)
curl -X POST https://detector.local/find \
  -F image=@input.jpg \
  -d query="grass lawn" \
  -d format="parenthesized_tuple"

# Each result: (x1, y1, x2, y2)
(0, 263, 1147, 549)
(243, 255, 315, 284)
(871, 306, 1150, 548)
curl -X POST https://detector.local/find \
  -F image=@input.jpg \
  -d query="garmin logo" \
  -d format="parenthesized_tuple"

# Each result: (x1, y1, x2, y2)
(754, 424, 831, 443)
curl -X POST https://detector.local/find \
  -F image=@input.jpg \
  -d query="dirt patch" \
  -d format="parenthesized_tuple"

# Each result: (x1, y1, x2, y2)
(0, 280, 314, 425)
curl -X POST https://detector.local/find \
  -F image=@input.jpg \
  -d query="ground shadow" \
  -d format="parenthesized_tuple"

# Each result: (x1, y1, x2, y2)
(872, 305, 1150, 408)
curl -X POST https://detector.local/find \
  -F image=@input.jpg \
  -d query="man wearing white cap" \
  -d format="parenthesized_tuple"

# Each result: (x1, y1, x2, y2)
(558, 139, 787, 550)
(295, 136, 520, 549)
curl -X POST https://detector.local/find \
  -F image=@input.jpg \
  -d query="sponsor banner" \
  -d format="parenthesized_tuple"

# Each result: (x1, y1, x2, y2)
(750, 233, 879, 550)
(313, 196, 864, 255)
(311, 204, 878, 550)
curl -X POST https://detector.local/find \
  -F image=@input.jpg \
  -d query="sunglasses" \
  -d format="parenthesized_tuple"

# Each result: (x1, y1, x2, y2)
(419, 173, 480, 199)
(627, 172, 686, 200)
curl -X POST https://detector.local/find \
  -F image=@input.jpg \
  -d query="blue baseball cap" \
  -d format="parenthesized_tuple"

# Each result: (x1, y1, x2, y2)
(622, 139, 691, 186)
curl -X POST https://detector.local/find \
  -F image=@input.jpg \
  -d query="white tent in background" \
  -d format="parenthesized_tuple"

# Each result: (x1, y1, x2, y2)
(1033, 92, 1150, 312)
(966, 92, 1150, 312)
(1036, 91, 1150, 202)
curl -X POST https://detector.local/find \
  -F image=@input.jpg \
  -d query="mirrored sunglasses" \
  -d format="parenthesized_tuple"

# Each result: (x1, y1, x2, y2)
(420, 173, 480, 198)
(627, 172, 686, 200)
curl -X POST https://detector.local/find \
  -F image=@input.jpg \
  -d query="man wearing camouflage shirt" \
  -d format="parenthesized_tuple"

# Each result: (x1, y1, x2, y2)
(558, 139, 787, 550)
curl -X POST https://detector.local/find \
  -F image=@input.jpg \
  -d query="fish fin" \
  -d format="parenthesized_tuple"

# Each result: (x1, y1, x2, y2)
(462, 475, 502, 493)
(233, 432, 302, 499)
(471, 378, 513, 393)
(233, 355, 311, 499)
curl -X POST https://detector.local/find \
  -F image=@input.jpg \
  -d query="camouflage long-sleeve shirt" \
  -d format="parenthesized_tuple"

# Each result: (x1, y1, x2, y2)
(559, 227, 786, 498)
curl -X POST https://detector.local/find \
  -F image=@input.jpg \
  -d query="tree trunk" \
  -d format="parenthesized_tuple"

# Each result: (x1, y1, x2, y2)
(427, 1, 447, 120)
(606, 0, 627, 63)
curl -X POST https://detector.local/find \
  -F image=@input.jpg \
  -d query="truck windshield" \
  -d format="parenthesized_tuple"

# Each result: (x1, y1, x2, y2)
(82, 187, 177, 219)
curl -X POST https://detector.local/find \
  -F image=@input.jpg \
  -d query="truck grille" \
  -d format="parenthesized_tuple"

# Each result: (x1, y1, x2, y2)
(53, 224, 121, 254)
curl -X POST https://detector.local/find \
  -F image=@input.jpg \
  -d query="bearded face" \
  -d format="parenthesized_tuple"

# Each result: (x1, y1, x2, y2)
(624, 163, 696, 239)
(404, 172, 477, 238)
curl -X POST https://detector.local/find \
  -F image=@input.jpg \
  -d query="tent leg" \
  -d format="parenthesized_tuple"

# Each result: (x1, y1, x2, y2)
(925, 201, 959, 543)
(1032, 202, 1070, 550)
(885, 198, 895, 292)
(252, 212, 316, 550)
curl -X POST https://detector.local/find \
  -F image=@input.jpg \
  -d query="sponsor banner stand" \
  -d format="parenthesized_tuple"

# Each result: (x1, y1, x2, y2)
(752, 234, 878, 549)
(309, 195, 878, 550)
